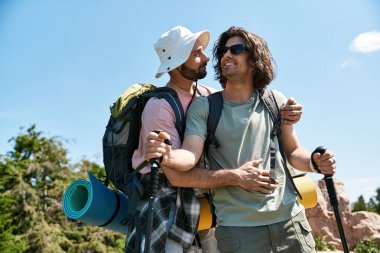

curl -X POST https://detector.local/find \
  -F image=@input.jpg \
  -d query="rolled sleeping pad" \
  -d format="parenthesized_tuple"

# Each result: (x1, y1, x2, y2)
(62, 172, 129, 234)
(63, 173, 317, 233)
(197, 174, 317, 231)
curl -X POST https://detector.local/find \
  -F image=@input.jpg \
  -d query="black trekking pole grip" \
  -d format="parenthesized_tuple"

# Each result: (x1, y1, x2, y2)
(311, 146, 338, 205)
(312, 146, 349, 253)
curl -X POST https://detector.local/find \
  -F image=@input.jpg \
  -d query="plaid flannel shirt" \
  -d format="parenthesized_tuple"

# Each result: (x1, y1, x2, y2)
(126, 174, 200, 253)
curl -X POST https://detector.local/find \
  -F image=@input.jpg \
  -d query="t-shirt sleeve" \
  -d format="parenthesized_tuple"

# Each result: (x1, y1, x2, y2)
(132, 97, 180, 173)
(184, 96, 209, 140)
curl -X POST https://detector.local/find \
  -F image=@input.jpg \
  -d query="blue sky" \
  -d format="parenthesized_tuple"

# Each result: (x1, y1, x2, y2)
(1, 0, 379, 202)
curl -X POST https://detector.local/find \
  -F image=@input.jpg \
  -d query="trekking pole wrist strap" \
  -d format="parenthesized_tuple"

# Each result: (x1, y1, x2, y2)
(309, 158, 319, 173)
(311, 146, 327, 174)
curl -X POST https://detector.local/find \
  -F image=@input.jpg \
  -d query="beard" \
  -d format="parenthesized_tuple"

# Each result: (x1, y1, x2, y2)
(179, 62, 207, 81)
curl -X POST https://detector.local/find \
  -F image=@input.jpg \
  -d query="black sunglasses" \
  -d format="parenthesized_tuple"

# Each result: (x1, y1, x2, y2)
(217, 44, 247, 56)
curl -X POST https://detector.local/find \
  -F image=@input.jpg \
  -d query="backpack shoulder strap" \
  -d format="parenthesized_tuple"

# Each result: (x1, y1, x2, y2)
(258, 88, 302, 198)
(258, 88, 281, 138)
(144, 87, 186, 141)
(202, 91, 223, 222)
(205, 91, 223, 149)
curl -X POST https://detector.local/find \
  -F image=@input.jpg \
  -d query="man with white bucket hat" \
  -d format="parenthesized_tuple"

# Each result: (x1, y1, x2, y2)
(126, 25, 218, 253)
(126, 26, 303, 252)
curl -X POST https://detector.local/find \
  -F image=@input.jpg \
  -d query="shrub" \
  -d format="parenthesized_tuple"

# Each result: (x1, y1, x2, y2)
(354, 237, 380, 253)
(315, 235, 336, 251)
(315, 235, 329, 251)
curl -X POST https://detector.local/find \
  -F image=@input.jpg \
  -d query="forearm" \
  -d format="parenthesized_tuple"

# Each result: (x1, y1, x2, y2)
(162, 166, 239, 188)
(164, 148, 198, 171)
(280, 124, 313, 173)
(163, 134, 205, 172)
(286, 146, 313, 173)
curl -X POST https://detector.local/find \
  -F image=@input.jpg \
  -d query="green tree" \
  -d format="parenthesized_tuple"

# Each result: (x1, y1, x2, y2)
(0, 152, 27, 252)
(352, 195, 369, 212)
(373, 188, 380, 214)
(0, 125, 124, 253)
(0, 191, 26, 252)
(352, 188, 380, 214)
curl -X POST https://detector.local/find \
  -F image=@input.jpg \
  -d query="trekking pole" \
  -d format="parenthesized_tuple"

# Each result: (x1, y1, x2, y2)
(144, 156, 159, 253)
(144, 131, 171, 253)
(312, 146, 349, 253)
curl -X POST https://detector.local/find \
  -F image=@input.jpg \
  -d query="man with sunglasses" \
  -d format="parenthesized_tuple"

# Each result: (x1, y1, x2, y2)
(145, 26, 336, 253)
(129, 26, 304, 252)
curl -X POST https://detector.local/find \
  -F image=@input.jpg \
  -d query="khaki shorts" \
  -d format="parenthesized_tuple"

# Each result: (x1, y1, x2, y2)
(215, 210, 315, 253)
(165, 229, 219, 253)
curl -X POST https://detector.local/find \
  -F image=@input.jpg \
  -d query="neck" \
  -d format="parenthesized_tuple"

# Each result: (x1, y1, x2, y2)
(168, 70, 195, 93)
(222, 75, 254, 103)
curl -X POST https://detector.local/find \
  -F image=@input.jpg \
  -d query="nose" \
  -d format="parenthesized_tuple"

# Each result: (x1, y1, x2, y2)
(201, 51, 210, 62)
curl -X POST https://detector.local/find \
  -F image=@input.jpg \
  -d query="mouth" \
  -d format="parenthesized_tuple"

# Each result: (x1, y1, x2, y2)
(222, 61, 236, 70)
(222, 59, 236, 66)
(199, 64, 207, 72)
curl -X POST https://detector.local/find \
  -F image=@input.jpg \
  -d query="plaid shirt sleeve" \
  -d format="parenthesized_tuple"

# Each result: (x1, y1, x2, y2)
(126, 179, 200, 253)
(168, 187, 200, 248)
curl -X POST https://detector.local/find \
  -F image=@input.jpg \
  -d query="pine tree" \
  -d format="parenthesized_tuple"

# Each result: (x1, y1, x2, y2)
(352, 189, 380, 214)
(373, 188, 380, 215)
(352, 195, 368, 212)
(0, 125, 125, 252)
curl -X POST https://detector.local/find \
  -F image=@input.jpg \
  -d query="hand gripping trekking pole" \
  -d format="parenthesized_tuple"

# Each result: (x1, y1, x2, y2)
(144, 131, 172, 253)
(312, 146, 349, 253)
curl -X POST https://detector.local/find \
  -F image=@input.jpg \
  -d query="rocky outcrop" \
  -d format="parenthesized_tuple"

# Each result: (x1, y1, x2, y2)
(305, 179, 380, 251)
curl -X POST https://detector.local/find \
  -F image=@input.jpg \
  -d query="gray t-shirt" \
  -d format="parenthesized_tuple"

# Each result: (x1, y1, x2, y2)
(185, 89, 303, 226)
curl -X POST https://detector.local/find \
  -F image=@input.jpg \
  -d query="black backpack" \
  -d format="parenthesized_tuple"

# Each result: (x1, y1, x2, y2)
(102, 83, 185, 225)
(205, 88, 302, 199)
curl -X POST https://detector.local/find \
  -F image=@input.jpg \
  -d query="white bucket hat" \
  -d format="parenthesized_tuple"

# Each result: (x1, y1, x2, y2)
(154, 26, 210, 78)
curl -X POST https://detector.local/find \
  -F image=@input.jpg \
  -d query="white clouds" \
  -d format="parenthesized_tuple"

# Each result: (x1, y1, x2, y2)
(341, 58, 361, 68)
(342, 31, 380, 67)
(350, 31, 380, 53)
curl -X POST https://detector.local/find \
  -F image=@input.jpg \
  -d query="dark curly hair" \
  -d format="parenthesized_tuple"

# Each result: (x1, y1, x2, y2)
(213, 26, 276, 89)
